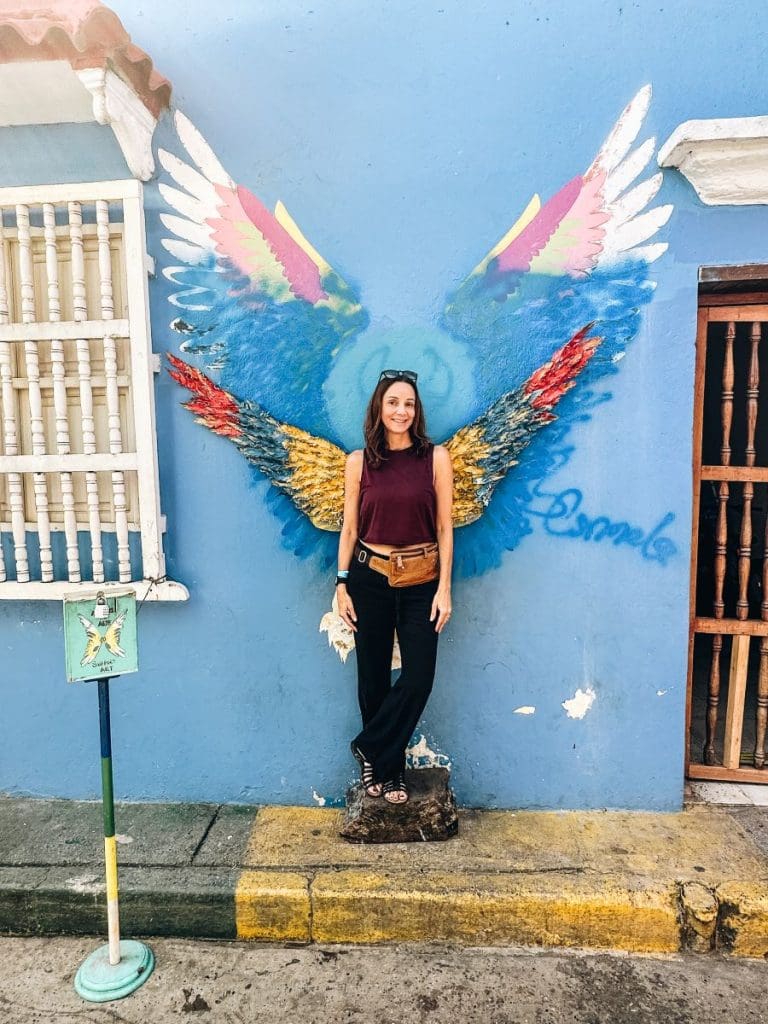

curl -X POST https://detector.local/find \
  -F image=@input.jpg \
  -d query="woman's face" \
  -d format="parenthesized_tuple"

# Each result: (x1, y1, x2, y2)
(381, 381, 416, 438)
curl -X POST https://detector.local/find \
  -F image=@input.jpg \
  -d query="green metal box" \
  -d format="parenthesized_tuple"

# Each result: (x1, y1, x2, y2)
(63, 590, 138, 682)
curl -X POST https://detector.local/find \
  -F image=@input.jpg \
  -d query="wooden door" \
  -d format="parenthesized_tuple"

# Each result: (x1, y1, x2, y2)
(688, 293, 768, 783)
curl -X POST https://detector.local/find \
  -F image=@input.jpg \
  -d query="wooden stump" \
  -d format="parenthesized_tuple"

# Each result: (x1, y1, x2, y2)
(340, 767, 458, 844)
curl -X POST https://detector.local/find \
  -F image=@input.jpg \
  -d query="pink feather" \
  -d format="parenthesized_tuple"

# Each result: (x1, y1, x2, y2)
(494, 176, 583, 274)
(207, 184, 327, 304)
(493, 171, 610, 281)
(555, 170, 610, 276)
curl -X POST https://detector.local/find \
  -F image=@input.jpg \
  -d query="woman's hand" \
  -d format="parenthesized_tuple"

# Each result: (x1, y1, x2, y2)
(430, 586, 452, 633)
(337, 585, 358, 631)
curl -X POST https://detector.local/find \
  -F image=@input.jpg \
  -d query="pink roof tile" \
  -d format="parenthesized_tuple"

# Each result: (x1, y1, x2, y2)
(0, 0, 170, 117)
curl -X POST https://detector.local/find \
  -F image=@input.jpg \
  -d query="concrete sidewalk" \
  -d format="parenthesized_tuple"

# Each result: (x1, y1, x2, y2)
(1, 790, 768, 957)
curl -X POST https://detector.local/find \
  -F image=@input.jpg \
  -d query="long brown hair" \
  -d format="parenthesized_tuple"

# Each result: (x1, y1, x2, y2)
(363, 377, 431, 468)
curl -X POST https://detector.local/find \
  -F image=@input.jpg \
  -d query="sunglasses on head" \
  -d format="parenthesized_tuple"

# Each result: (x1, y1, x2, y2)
(378, 369, 418, 384)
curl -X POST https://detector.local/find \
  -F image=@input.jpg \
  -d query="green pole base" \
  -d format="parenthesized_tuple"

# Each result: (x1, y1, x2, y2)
(74, 940, 154, 1002)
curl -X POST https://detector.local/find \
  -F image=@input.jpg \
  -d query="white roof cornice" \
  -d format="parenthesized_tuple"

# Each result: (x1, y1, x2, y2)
(659, 116, 768, 205)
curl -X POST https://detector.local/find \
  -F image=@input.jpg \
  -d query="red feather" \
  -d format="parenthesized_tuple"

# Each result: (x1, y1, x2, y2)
(167, 354, 242, 439)
(524, 323, 601, 412)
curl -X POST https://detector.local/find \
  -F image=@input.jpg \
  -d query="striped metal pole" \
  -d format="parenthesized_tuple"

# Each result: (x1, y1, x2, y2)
(74, 675, 154, 1001)
(98, 678, 120, 965)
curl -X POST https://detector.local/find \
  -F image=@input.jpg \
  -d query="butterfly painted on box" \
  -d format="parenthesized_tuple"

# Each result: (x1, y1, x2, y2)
(161, 85, 672, 655)
(78, 612, 127, 666)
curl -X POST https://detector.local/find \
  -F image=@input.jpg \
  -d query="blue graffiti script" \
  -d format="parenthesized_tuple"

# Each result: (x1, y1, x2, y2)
(525, 486, 678, 566)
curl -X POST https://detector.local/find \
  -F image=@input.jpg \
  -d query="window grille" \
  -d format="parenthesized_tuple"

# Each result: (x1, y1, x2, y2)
(0, 179, 186, 601)
(688, 285, 768, 783)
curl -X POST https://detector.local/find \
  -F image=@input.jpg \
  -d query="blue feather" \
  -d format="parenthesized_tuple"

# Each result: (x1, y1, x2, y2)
(166, 255, 367, 440)
(262, 484, 338, 570)
(449, 260, 656, 578)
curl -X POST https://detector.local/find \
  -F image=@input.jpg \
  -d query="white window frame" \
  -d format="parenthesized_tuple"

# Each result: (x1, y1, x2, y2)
(0, 178, 187, 601)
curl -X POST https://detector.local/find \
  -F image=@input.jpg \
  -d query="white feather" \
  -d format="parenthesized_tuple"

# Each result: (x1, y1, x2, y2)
(159, 183, 213, 226)
(602, 205, 673, 259)
(160, 214, 213, 249)
(158, 148, 222, 208)
(622, 242, 668, 264)
(167, 298, 213, 314)
(160, 238, 210, 264)
(591, 85, 652, 178)
(175, 110, 234, 188)
(607, 173, 663, 230)
(603, 137, 656, 204)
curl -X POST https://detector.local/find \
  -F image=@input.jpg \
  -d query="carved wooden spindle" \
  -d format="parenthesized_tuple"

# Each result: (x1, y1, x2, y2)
(755, 321, 768, 770)
(705, 634, 724, 765)
(0, 210, 8, 582)
(17, 204, 54, 581)
(757, 500, 768, 769)
(96, 201, 130, 582)
(44, 203, 80, 582)
(736, 322, 760, 619)
(0, 210, 25, 581)
(705, 321, 735, 764)
(68, 201, 104, 582)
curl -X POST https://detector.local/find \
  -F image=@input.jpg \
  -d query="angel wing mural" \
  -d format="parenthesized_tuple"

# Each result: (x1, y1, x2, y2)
(161, 86, 672, 610)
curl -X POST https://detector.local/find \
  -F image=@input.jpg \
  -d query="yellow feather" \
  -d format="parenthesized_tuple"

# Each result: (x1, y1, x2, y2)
(274, 200, 333, 276)
(446, 424, 492, 526)
(470, 194, 542, 277)
(283, 427, 346, 530)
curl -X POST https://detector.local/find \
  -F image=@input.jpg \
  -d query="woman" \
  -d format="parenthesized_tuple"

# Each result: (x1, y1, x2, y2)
(336, 369, 453, 804)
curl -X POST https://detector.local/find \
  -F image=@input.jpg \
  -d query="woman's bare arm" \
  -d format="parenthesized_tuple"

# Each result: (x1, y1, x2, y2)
(336, 450, 363, 630)
(431, 445, 453, 632)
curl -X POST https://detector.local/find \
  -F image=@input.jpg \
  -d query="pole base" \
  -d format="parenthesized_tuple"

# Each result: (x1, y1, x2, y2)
(74, 940, 154, 1002)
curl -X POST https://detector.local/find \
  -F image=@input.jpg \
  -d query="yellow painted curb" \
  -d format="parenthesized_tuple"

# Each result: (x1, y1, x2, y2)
(716, 881, 768, 958)
(235, 870, 311, 942)
(311, 870, 680, 952)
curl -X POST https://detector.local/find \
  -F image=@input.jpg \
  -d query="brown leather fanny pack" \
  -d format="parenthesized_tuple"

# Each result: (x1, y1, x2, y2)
(355, 541, 439, 588)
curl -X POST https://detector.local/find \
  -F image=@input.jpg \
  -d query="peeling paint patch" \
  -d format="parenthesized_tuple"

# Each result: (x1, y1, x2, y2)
(562, 686, 596, 719)
(514, 705, 536, 715)
(656, 689, 668, 697)
(406, 732, 451, 770)
(320, 595, 401, 668)
(66, 874, 105, 895)
(311, 789, 327, 807)
(319, 597, 355, 663)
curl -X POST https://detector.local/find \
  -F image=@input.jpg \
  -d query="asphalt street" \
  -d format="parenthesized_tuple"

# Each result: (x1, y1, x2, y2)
(2, 936, 767, 1024)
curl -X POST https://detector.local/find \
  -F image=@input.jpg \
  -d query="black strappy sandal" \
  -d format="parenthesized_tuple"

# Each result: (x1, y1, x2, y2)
(351, 744, 383, 799)
(383, 772, 409, 805)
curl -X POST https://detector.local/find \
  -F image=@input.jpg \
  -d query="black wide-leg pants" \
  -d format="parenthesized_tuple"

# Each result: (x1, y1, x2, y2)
(348, 550, 439, 783)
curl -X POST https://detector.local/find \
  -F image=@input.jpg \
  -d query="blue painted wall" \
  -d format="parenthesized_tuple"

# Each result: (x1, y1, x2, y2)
(3, 0, 768, 809)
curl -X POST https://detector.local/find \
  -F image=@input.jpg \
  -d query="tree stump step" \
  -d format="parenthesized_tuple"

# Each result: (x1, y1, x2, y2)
(340, 767, 458, 844)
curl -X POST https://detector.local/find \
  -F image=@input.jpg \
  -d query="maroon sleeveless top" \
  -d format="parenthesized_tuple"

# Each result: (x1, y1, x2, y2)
(358, 445, 437, 546)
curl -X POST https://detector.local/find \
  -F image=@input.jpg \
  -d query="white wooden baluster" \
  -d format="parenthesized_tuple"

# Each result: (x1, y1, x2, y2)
(0, 340, 21, 580)
(68, 200, 104, 582)
(44, 203, 80, 582)
(0, 210, 7, 583)
(96, 200, 131, 582)
(17, 204, 53, 581)
(0, 209, 22, 581)
(0, 473, 4, 580)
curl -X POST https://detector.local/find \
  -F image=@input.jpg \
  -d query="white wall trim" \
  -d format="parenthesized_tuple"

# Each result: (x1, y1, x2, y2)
(0, 59, 156, 181)
(0, 579, 189, 601)
(658, 116, 768, 205)
(77, 69, 157, 181)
